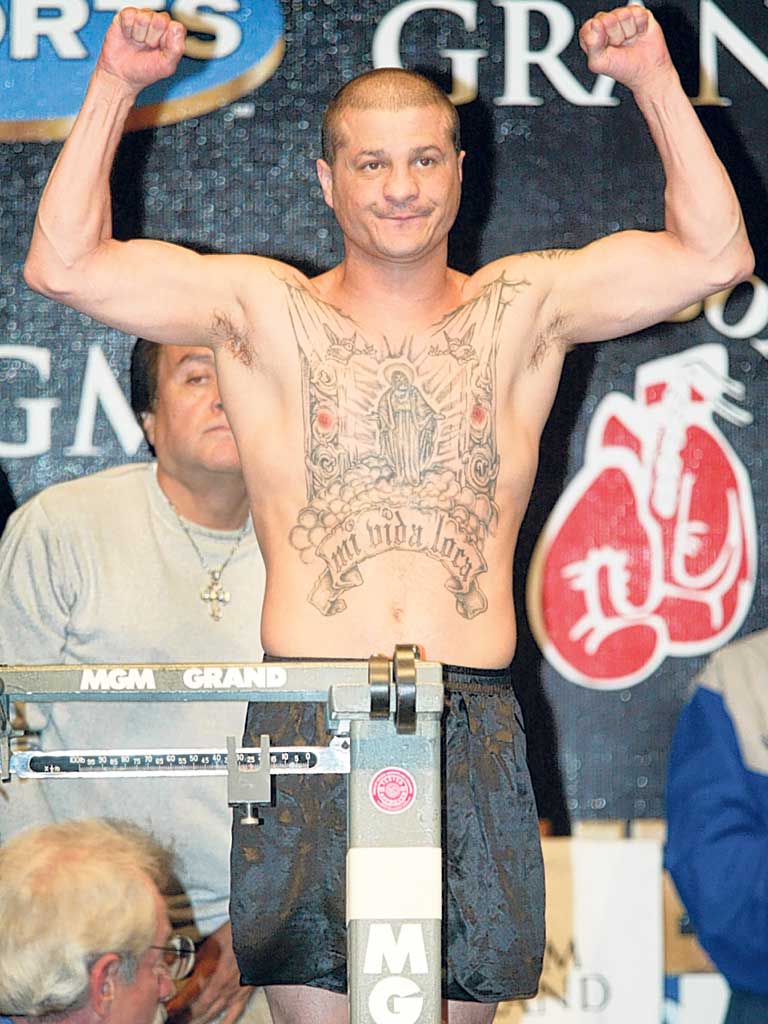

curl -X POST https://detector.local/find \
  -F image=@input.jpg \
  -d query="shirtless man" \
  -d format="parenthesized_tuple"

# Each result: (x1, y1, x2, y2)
(23, 6, 753, 1023)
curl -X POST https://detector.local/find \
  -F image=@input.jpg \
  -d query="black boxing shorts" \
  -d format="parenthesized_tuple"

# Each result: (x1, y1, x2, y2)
(230, 657, 544, 1003)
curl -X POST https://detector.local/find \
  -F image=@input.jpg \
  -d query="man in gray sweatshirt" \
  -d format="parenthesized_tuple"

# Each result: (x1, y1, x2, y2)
(0, 338, 268, 1024)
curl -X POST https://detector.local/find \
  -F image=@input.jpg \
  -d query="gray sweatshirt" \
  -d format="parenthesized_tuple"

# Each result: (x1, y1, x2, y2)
(0, 462, 265, 936)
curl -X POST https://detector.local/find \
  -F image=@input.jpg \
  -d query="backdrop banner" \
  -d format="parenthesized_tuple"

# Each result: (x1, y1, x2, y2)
(1, 0, 767, 830)
(495, 838, 663, 1022)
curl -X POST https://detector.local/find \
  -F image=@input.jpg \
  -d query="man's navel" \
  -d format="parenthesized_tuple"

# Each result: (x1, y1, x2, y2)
(391, 605, 406, 625)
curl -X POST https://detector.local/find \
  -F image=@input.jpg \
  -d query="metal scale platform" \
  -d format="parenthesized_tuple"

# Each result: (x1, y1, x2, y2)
(0, 646, 444, 1024)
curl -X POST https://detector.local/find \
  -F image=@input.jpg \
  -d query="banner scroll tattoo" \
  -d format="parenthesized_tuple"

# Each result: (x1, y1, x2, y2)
(527, 343, 757, 689)
(286, 275, 529, 617)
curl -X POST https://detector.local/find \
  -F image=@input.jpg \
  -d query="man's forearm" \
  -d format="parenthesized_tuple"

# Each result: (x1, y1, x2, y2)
(25, 70, 137, 294)
(633, 66, 752, 276)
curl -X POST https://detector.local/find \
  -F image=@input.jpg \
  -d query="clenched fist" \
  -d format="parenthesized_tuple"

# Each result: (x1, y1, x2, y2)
(579, 6, 673, 90)
(97, 7, 186, 93)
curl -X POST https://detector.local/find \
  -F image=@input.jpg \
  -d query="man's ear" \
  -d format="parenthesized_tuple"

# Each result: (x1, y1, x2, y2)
(89, 955, 120, 1017)
(316, 159, 334, 209)
(141, 411, 156, 450)
(458, 150, 465, 183)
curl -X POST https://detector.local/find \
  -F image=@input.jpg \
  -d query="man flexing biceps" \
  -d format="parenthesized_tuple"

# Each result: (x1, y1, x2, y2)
(24, 6, 752, 1023)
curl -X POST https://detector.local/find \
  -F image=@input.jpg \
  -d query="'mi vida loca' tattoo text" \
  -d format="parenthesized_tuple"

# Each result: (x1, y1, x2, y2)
(286, 274, 530, 620)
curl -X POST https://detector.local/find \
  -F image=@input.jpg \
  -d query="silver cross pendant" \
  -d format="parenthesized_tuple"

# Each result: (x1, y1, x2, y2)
(201, 570, 230, 621)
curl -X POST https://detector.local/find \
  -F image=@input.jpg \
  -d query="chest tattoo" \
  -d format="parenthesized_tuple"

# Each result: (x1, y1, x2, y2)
(285, 273, 529, 619)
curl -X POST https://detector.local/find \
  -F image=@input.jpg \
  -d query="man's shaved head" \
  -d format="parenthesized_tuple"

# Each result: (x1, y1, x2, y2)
(321, 68, 461, 164)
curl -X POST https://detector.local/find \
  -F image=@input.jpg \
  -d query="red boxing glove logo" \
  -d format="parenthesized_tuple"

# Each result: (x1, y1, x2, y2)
(528, 344, 756, 688)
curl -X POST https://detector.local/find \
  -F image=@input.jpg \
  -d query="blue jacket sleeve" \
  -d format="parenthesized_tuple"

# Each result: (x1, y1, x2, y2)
(665, 682, 768, 993)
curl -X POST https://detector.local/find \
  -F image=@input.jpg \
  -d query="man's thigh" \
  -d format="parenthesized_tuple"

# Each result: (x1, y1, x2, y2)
(445, 999, 497, 1023)
(265, 985, 347, 1024)
(264, 987, 497, 1024)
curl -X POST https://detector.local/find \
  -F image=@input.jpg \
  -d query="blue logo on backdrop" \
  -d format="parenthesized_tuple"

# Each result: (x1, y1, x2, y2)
(0, 1, 285, 140)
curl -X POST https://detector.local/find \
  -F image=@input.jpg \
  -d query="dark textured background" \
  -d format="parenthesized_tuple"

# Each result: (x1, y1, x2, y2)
(1, 0, 766, 831)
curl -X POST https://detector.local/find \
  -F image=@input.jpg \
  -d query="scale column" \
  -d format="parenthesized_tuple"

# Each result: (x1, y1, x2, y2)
(346, 651, 443, 1024)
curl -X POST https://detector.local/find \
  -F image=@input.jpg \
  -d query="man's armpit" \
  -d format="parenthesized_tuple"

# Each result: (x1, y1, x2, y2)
(211, 309, 257, 369)
(530, 308, 572, 369)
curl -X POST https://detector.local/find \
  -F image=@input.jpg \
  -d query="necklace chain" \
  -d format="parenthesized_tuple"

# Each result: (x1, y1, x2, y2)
(166, 500, 249, 621)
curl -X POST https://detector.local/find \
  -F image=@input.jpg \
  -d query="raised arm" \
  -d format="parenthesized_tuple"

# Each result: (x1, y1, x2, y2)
(532, 6, 753, 345)
(23, 8, 258, 348)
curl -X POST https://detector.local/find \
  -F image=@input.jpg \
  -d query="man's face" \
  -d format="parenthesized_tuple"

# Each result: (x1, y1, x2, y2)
(142, 346, 241, 484)
(317, 105, 464, 264)
(110, 887, 175, 1024)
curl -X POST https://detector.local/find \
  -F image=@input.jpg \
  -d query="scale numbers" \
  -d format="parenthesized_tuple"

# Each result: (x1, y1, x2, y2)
(22, 748, 319, 776)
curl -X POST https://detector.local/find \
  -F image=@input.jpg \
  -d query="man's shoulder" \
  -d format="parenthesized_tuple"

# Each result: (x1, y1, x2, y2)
(696, 631, 768, 776)
(463, 252, 560, 303)
(698, 628, 768, 695)
(239, 255, 309, 301)
(17, 463, 154, 523)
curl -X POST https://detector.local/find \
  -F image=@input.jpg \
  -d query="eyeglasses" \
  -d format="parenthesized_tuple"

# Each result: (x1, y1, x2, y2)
(148, 934, 196, 981)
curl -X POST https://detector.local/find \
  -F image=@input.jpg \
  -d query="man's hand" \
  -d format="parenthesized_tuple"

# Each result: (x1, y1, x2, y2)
(166, 922, 254, 1024)
(578, 6, 672, 90)
(96, 7, 186, 93)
